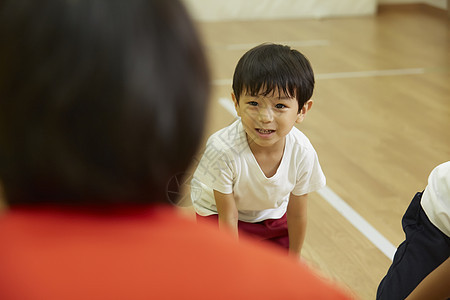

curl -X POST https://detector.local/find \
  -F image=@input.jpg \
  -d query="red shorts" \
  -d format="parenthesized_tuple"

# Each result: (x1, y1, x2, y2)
(196, 213, 289, 250)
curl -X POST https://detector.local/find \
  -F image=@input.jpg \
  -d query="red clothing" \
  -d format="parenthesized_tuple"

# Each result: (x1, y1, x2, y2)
(0, 205, 353, 300)
(197, 212, 290, 249)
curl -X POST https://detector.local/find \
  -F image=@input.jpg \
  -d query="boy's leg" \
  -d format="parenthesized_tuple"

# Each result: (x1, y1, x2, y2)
(376, 192, 450, 300)
(238, 213, 289, 250)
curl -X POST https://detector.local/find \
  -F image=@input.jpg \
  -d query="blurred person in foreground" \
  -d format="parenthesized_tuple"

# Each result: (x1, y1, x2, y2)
(0, 0, 353, 299)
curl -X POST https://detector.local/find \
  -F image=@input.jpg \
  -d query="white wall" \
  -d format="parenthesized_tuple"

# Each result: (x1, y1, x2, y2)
(181, 0, 447, 22)
(378, 0, 447, 9)
(182, 0, 377, 22)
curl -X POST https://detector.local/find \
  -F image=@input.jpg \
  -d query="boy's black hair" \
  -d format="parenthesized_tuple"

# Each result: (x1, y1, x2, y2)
(0, 0, 209, 206)
(232, 43, 314, 112)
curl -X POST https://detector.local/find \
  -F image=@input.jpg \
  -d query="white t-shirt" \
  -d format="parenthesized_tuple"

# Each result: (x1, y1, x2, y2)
(191, 118, 326, 223)
(421, 161, 450, 237)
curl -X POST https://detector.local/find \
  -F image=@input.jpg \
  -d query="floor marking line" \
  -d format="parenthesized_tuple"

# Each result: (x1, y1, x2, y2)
(218, 97, 237, 116)
(218, 97, 396, 261)
(212, 79, 232, 86)
(316, 68, 425, 80)
(317, 186, 396, 260)
(212, 68, 426, 86)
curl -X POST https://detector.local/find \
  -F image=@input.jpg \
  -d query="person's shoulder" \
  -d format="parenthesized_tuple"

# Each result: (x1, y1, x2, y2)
(287, 126, 315, 151)
(429, 161, 450, 184)
(422, 161, 450, 209)
(421, 161, 450, 237)
(424, 161, 450, 201)
(206, 118, 245, 151)
(288, 126, 310, 142)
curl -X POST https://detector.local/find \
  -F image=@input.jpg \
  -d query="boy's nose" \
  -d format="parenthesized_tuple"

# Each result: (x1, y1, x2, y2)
(258, 108, 273, 123)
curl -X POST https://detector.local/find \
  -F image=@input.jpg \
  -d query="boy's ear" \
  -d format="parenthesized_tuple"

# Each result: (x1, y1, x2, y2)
(296, 100, 313, 123)
(231, 92, 241, 117)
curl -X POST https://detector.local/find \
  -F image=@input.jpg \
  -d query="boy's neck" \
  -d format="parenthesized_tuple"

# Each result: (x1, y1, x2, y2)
(246, 134, 286, 156)
(246, 134, 286, 178)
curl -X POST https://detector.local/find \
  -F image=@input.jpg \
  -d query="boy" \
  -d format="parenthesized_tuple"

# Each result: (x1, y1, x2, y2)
(191, 43, 326, 257)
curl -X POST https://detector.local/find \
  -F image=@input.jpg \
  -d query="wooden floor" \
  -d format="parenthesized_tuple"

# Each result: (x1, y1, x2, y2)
(0, 4, 448, 300)
(184, 4, 449, 299)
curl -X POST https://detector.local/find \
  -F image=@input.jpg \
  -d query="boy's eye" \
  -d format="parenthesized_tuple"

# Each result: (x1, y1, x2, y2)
(247, 101, 258, 106)
(275, 103, 287, 109)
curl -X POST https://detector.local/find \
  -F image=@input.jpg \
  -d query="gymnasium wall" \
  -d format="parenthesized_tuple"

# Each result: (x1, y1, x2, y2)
(378, 0, 447, 9)
(181, 0, 377, 21)
(181, 0, 447, 21)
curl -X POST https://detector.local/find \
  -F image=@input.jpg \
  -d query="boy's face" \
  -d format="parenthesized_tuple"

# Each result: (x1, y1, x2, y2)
(232, 89, 312, 152)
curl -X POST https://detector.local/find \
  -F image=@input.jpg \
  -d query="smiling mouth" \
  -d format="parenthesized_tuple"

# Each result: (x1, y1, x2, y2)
(256, 128, 275, 134)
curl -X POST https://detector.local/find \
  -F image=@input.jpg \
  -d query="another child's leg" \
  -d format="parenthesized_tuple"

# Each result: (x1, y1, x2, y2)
(376, 192, 450, 300)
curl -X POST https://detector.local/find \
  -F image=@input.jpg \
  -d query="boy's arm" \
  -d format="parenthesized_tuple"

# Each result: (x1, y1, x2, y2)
(214, 190, 238, 237)
(287, 193, 308, 258)
(405, 257, 450, 300)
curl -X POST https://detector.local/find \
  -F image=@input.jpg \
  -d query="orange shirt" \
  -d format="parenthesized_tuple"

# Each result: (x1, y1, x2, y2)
(0, 205, 354, 299)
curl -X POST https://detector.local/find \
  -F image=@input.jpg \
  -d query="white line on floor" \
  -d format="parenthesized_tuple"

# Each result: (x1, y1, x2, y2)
(212, 79, 232, 86)
(212, 67, 426, 86)
(316, 68, 425, 80)
(218, 96, 396, 261)
(218, 97, 237, 115)
(317, 186, 396, 260)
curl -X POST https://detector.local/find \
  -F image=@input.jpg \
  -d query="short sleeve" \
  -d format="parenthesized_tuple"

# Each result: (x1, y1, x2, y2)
(421, 161, 450, 237)
(193, 136, 235, 195)
(291, 147, 326, 196)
